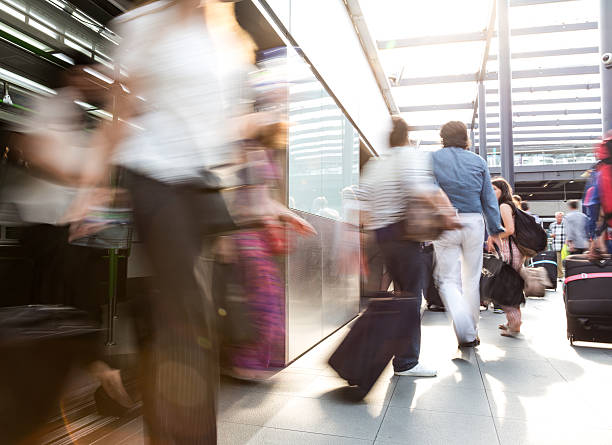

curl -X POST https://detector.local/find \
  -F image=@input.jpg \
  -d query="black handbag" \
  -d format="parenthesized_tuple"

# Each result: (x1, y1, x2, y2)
(480, 243, 525, 308)
(211, 261, 255, 345)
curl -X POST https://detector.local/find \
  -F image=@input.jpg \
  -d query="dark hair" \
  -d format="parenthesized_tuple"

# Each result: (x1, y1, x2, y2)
(389, 116, 409, 148)
(568, 200, 580, 210)
(520, 201, 529, 211)
(440, 121, 470, 149)
(513, 194, 522, 203)
(491, 177, 515, 207)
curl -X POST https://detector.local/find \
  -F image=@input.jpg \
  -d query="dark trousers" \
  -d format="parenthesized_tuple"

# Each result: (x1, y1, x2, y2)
(126, 172, 233, 444)
(375, 223, 426, 372)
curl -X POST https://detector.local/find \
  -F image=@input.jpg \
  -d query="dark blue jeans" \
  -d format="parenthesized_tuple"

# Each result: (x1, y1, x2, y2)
(375, 223, 427, 372)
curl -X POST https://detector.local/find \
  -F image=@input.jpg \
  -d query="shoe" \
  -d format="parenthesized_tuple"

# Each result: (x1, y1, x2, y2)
(458, 337, 481, 348)
(394, 363, 437, 377)
(427, 304, 446, 312)
(493, 308, 505, 314)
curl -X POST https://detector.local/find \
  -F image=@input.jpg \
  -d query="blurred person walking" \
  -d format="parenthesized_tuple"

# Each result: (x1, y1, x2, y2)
(520, 201, 541, 225)
(490, 178, 524, 337)
(564, 200, 589, 254)
(432, 121, 503, 348)
(85, 0, 262, 442)
(0, 60, 134, 440)
(549, 212, 566, 279)
(355, 116, 443, 377)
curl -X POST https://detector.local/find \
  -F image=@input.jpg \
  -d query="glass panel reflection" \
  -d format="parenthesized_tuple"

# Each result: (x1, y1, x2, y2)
(286, 47, 360, 221)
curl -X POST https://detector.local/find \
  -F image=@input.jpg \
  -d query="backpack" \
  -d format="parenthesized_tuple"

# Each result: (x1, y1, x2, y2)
(596, 138, 612, 228)
(582, 169, 600, 240)
(512, 207, 548, 257)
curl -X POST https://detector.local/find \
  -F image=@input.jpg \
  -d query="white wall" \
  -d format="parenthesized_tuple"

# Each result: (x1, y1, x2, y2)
(528, 200, 580, 218)
(266, 0, 391, 153)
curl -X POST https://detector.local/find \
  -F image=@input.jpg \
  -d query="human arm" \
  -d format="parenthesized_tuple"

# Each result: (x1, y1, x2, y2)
(565, 214, 577, 248)
(479, 160, 504, 235)
(498, 203, 514, 239)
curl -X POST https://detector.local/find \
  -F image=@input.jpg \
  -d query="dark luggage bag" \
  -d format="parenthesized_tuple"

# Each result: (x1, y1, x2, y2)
(531, 250, 557, 290)
(564, 255, 612, 345)
(328, 294, 417, 394)
(0, 305, 101, 443)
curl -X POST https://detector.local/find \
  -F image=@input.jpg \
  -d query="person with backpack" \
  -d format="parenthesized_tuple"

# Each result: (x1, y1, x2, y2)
(489, 178, 524, 337)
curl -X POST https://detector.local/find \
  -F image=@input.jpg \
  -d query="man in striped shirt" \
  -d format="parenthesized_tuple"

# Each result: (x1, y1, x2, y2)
(357, 117, 439, 377)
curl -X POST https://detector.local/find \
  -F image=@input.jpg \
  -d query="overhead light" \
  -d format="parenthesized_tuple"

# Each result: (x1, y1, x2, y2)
(0, 2, 26, 21)
(0, 23, 51, 51)
(0, 67, 55, 96)
(28, 19, 58, 39)
(74, 100, 93, 109)
(64, 38, 91, 57)
(3, 0, 26, 13)
(83, 67, 112, 84)
(2, 83, 12, 105)
(52, 52, 75, 65)
(89, 109, 112, 120)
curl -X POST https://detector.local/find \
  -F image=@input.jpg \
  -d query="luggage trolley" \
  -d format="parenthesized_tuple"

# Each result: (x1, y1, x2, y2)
(70, 204, 133, 346)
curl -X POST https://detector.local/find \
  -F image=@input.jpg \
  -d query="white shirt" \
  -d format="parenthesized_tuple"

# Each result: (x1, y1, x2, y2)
(111, 2, 246, 183)
(357, 146, 437, 231)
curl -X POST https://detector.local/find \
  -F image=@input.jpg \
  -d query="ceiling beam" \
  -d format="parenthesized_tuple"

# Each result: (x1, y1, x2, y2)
(510, 0, 578, 6)
(397, 66, 599, 86)
(410, 118, 601, 131)
(485, 108, 601, 118)
(486, 83, 599, 94)
(476, 135, 601, 142)
(488, 46, 598, 60)
(480, 128, 602, 135)
(378, 22, 597, 49)
(400, 96, 600, 112)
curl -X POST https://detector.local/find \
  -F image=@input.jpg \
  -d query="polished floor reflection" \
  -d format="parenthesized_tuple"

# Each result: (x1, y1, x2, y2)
(44, 286, 612, 444)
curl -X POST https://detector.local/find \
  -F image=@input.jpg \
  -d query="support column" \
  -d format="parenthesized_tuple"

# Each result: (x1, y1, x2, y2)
(478, 81, 488, 164)
(498, 0, 514, 188)
(601, 0, 612, 134)
(470, 128, 475, 152)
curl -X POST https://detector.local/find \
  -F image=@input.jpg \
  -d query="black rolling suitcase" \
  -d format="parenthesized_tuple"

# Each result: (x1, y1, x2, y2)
(328, 294, 417, 394)
(531, 250, 557, 290)
(564, 255, 612, 345)
(0, 305, 101, 443)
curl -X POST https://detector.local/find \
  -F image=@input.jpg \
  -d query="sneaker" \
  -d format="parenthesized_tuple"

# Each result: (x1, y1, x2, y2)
(394, 363, 437, 377)
(493, 308, 505, 314)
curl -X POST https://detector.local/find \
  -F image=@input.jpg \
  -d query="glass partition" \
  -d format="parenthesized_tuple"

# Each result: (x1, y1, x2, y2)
(286, 47, 361, 221)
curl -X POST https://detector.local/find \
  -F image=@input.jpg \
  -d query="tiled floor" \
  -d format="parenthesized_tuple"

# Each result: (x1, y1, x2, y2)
(73, 285, 612, 444)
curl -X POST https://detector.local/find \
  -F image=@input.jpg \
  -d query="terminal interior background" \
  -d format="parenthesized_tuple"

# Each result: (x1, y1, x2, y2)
(0, 0, 610, 443)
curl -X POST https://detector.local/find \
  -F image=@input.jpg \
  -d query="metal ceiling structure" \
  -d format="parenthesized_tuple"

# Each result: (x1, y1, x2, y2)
(360, 0, 607, 201)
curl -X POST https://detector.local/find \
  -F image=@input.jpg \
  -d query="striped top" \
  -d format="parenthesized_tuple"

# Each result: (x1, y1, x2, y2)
(357, 147, 437, 231)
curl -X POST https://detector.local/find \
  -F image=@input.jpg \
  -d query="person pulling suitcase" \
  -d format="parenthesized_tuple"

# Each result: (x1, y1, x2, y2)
(329, 117, 460, 395)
